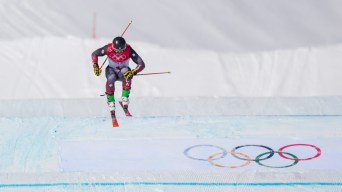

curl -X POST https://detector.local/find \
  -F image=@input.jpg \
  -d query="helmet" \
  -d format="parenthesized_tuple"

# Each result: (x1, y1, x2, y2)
(112, 36, 126, 52)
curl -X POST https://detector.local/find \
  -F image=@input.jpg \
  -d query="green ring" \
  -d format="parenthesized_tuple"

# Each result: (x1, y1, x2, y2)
(256, 151, 299, 168)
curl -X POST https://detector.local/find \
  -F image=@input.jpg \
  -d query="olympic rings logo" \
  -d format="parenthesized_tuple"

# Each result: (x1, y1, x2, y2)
(109, 53, 127, 61)
(184, 144, 321, 168)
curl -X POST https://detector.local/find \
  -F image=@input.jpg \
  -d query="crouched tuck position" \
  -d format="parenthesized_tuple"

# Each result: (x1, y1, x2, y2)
(91, 36, 145, 112)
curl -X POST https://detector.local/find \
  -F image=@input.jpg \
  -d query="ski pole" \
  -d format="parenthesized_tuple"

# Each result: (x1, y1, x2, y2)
(135, 71, 171, 76)
(99, 71, 170, 96)
(99, 57, 108, 70)
(121, 20, 132, 37)
(100, 21, 133, 70)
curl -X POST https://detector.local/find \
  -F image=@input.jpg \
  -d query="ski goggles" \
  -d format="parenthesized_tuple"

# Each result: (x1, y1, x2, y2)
(112, 44, 126, 54)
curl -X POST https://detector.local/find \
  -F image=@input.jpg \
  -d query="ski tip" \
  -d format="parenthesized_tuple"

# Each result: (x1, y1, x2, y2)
(112, 119, 119, 127)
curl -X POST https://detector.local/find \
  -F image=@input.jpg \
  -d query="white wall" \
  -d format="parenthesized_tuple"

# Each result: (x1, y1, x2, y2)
(1, 0, 342, 100)
(1, 97, 342, 117)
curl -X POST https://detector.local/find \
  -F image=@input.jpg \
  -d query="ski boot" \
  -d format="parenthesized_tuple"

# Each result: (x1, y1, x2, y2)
(121, 97, 129, 109)
(119, 89, 132, 116)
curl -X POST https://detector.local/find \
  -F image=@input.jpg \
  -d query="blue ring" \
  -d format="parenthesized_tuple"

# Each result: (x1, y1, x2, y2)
(184, 144, 228, 161)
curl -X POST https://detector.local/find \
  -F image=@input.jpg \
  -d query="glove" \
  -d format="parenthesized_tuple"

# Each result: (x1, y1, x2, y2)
(123, 69, 136, 79)
(93, 63, 102, 76)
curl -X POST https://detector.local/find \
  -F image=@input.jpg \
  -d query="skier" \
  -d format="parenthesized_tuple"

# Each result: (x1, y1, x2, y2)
(91, 36, 145, 114)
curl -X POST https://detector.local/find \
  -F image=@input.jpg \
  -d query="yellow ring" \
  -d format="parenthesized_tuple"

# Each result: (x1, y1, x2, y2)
(208, 151, 251, 168)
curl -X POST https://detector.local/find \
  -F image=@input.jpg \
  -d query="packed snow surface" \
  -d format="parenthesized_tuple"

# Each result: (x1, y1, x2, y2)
(1, 0, 342, 191)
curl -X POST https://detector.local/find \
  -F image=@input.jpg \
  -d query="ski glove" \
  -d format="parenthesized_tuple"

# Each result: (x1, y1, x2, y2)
(123, 69, 136, 79)
(93, 63, 102, 76)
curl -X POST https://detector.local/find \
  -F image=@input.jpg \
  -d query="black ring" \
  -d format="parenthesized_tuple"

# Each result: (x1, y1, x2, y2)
(184, 144, 228, 161)
(231, 145, 274, 161)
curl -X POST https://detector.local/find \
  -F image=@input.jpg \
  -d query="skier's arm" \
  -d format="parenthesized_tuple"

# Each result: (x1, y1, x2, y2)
(91, 45, 108, 76)
(130, 48, 145, 74)
(91, 45, 108, 64)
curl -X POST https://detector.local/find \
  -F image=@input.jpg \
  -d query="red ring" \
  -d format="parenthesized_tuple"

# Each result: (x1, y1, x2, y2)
(278, 144, 321, 161)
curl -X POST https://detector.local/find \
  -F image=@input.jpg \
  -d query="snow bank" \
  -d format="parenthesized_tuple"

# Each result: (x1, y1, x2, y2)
(1, 38, 342, 101)
(1, 0, 342, 52)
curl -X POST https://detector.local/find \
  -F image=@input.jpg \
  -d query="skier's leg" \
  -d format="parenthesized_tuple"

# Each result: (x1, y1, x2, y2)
(105, 67, 119, 111)
(120, 67, 132, 107)
(105, 67, 118, 95)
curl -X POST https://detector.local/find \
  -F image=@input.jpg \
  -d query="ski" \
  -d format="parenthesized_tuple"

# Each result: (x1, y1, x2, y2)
(119, 101, 132, 117)
(107, 101, 119, 127)
(110, 110, 119, 127)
